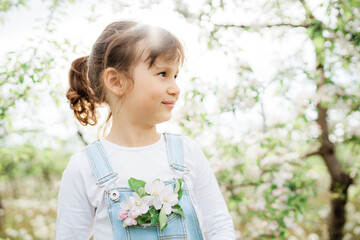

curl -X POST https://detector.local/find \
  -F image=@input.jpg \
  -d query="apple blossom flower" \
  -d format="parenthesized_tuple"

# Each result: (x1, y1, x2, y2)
(118, 209, 128, 220)
(272, 187, 284, 197)
(268, 220, 279, 231)
(124, 217, 137, 226)
(145, 180, 178, 214)
(249, 196, 266, 210)
(120, 195, 133, 211)
(128, 207, 141, 219)
(145, 180, 166, 210)
(119, 191, 152, 226)
(284, 216, 296, 229)
(159, 185, 179, 214)
(120, 192, 152, 215)
(118, 178, 184, 229)
(132, 192, 152, 214)
(273, 171, 293, 187)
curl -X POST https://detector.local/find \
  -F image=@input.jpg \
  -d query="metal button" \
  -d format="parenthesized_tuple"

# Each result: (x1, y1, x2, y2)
(109, 190, 120, 201)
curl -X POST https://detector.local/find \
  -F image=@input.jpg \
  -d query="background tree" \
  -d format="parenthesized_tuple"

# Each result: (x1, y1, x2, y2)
(0, 0, 82, 236)
(170, 0, 360, 239)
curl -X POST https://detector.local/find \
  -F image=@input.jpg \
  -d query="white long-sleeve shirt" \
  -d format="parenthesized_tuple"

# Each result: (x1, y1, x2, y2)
(56, 134, 236, 240)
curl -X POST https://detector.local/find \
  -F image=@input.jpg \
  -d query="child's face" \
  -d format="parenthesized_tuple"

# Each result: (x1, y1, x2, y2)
(122, 53, 180, 125)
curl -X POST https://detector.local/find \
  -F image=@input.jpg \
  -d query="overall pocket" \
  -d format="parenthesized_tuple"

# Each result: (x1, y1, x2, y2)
(105, 180, 188, 239)
(157, 211, 187, 239)
(126, 213, 187, 240)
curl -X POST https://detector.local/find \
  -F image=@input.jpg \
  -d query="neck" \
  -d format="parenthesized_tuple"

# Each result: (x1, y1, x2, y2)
(105, 117, 161, 147)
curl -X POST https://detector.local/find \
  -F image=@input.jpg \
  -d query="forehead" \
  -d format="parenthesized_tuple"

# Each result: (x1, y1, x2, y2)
(152, 57, 180, 70)
(136, 36, 182, 66)
(137, 47, 180, 70)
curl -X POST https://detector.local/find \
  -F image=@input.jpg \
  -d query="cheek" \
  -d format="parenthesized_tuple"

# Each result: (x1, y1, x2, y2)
(137, 88, 161, 106)
(143, 84, 164, 100)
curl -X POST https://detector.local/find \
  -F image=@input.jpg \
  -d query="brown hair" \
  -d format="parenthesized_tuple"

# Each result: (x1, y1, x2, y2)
(66, 20, 185, 139)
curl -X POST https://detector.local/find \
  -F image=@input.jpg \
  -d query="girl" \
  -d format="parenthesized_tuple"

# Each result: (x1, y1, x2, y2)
(56, 20, 236, 240)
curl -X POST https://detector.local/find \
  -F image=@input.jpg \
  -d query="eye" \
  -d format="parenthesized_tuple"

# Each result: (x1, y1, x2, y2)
(157, 72, 166, 77)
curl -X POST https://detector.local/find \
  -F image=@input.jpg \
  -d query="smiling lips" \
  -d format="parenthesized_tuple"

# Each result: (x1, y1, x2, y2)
(162, 100, 175, 108)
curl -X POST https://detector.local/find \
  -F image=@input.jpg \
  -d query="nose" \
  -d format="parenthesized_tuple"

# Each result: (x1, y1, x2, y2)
(168, 80, 180, 98)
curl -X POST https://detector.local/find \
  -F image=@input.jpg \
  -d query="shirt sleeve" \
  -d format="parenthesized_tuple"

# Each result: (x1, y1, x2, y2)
(191, 140, 236, 240)
(56, 153, 95, 240)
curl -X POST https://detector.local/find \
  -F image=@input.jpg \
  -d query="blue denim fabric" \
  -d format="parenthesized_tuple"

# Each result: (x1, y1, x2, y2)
(83, 133, 205, 240)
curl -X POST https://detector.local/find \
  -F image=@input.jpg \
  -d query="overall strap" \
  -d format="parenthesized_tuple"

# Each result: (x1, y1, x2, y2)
(164, 133, 190, 174)
(83, 140, 117, 186)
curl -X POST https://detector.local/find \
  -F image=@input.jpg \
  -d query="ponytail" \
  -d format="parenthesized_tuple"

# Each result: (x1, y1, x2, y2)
(66, 56, 99, 126)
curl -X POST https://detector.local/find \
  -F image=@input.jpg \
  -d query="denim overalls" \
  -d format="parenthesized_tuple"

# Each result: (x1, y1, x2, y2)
(83, 132, 205, 240)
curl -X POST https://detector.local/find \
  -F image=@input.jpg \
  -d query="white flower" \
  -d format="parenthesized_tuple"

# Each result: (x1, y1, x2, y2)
(145, 179, 178, 214)
(145, 180, 166, 210)
(159, 185, 179, 214)
(120, 192, 152, 218)
(249, 196, 266, 210)
(284, 217, 296, 229)
(268, 220, 279, 230)
(316, 84, 337, 104)
(260, 155, 282, 168)
(246, 144, 265, 160)
(307, 233, 320, 240)
(273, 171, 293, 187)
(271, 187, 284, 197)
(246, 165, 262, 179)
(120, 195, 133, 211)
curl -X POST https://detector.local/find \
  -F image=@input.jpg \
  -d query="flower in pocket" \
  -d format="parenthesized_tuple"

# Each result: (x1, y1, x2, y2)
(118, 209, 128, 220)
(145, 180, 178, 213)
(124, 217, 137, 226)
(118, 177, 185, 230)
(118, 192, 152, 226)
(145, 179, 165, 209)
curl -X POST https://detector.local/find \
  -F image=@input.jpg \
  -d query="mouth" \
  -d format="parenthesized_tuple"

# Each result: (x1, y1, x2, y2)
(162, 102, 175, 108)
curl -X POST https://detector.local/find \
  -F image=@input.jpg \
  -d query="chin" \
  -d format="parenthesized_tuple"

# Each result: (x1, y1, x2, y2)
(159, 113, 172, 123)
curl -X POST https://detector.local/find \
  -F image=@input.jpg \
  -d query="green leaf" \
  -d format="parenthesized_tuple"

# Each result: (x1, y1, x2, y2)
(150, 207, 160, 226)
(175, 178, 183, 193)
(138, 187, 146, 197)
(177, 179, 183, 200)
(137, 212, 151, 225)
(128, 177, 146, 194)
(171, 204, 185, 218)
(159, 207, 167, 230)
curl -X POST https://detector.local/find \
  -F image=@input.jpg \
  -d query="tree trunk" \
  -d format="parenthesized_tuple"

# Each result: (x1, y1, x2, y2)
(316, 103, 353, 240)
(328, 172, 352, 240)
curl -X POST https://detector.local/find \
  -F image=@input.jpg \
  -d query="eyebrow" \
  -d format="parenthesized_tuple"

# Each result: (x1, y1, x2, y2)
(153, 64, 179, 75)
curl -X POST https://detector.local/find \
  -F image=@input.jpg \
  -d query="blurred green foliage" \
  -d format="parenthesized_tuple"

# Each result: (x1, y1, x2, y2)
(0, 0, 359, 239)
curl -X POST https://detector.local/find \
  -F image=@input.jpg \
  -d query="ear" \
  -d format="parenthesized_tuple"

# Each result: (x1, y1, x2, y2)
(103, 67, 126, 96)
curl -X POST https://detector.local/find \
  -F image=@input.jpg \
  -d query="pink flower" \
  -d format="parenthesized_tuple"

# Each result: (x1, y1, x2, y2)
(128, 207, 141, 219)
(268, 220, 279, 230)
(124, 217, 137, 226)
(118, 209, 128, 220)
(249, 197, 266, 210)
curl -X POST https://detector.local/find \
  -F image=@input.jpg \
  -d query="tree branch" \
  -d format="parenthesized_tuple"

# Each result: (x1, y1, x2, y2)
(302, 151, 322, 159)
(226, 182, 258, 191)
(299, 0, 316, 20)
(77, 130, 88, 146)
(214, 22, 311, 30)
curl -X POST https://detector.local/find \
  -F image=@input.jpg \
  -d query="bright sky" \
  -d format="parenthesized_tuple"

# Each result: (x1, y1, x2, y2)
(0, 0, 314, 150)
